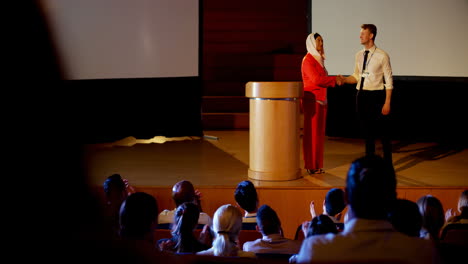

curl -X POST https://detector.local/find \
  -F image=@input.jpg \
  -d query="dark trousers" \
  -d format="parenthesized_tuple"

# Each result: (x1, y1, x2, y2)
(356, 90, 392, 163)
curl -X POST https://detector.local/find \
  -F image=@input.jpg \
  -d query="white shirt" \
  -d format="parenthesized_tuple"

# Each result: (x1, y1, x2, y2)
(242, 233, 301, 254)
(196, 248, 256, 258)
(158, 209, 212, 226)
(351, 46, 393, 91)
(295, 218, 440, 264)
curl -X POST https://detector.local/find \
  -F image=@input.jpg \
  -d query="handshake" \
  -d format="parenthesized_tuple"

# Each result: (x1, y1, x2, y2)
(335, 75, 346, 86)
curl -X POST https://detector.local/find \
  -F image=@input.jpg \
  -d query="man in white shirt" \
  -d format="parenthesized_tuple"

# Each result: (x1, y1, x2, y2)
(293, 155, 440, 264)
(342, 24, 393, 164)
(243, 204, 301, 255)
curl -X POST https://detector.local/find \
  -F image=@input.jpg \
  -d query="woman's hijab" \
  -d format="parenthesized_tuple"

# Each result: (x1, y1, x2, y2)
(306, 33, 325, 68)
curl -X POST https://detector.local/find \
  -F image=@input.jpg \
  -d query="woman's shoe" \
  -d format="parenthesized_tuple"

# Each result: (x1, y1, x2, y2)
(314, 168, 325, 174)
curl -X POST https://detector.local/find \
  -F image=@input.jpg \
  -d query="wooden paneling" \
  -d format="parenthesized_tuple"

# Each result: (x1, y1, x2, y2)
(201, 0, 308, 129)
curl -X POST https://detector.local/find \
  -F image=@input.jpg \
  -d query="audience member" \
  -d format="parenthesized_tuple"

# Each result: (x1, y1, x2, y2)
(306, 214, 339, 237)
(158, 202, 210, 254)
(159, 180, 212, 227)
(293, 155, 440, 264)
(417, 195, 445, 241)
(444, 189, 468, 225)
(302, 188, 346, 236)
(197, 204, 256, 257)
(388, 198, 423, 237)
(103, 174, 135, 236)
(289, 214, 339, 263)
(234, 180, 259, 227)
(119, 192, 158, 242)
(243, 205, 301, 254)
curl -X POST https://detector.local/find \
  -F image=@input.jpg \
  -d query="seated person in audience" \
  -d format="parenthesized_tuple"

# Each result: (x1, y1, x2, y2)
(289, 214, 339, 263)
(243, 204, 301, 254)
(197, 204, 256, 258)
(293, 155, 440, 264)
(158, 202, 210, 254)
(234, 180, 259, 229)
(119, 192, 160, 252)
(302, 188, 346, 236)
(306, 214, 339, 237)
(158, 180, 212, 227)
(388, 198, 423, 237)
(313, 188, 347, 222)
(444, 189, 468, 225)
(103, 174, 135, 236)
(417, 195, 445, 242)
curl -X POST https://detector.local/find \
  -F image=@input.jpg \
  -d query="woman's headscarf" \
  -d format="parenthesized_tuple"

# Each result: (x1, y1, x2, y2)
(306, 32, 325, 68)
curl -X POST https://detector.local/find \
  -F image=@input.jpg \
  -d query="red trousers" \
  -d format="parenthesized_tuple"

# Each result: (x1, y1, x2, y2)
(302, 92, 327, 170)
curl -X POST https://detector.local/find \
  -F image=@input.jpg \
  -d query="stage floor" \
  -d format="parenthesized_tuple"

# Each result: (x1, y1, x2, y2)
(84, 130, 468, 189)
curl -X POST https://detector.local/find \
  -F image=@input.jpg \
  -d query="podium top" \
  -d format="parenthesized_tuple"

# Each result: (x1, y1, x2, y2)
(245, 82, 303, 98)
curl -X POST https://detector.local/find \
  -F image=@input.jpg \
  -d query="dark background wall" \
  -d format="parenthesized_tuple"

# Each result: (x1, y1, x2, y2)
(327, 77, 468, 144)
(31, 0, 468, 145)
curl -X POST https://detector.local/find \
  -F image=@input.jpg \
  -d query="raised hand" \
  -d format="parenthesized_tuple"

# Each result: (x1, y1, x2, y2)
(310, 200, 317, 219)
(123, 178, 136, 195)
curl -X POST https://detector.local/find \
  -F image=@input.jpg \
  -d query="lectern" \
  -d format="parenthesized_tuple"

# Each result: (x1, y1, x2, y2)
(245, 82, 303, 181)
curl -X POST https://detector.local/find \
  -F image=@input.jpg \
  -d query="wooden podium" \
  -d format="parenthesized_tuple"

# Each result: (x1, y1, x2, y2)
(245, 82, 303, 181)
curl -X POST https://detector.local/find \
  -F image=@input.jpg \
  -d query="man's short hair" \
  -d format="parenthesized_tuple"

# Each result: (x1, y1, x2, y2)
(103, 174, 125, 196)
(325, 188, 346, 217)
(388, 199, 422, 237)
(234, 180, 258, 213)
(346, 155, 396, 219)
(361, 24, 377, 41)
(256, 204, 281, 235)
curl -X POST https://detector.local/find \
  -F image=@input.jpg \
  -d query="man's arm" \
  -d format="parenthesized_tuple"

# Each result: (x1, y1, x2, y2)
(382, 52, 393, 115)
(382, 89, 392, 115)
(343, 75, 358, 84)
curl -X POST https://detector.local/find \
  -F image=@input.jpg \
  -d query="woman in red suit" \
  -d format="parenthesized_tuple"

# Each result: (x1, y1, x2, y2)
(301, 33, 342, 174)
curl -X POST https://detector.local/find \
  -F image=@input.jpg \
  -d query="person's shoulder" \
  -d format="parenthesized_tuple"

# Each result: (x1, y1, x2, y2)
(196, 248, 214, 256)
(199, 212, 212, 225)
(302, 233, 337, 248)
(303, 53, 313, 63)
(243, 238, 262, 248)
(376, 47, 390, 57)
(159, 209, 174, 216)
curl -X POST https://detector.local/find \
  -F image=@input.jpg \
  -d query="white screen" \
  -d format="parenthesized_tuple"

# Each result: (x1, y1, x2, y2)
(41, 0, 199, 80)
(311, 0, 468, 77)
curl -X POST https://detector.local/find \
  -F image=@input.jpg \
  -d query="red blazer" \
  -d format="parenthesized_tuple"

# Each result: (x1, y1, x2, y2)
(301, 53, 336, 102)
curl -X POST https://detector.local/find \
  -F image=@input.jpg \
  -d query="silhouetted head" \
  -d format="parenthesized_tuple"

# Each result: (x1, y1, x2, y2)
(388, 199, 422, 237)
(234, 180, 258, 213)
(346, 155, 397, 220)
(103, 174, 127, 204)
(172, 180, 196, 207)
(307, 214, 338, 237)
(256, 204, 281, 236)
(119, 192, 158, 240)
(417, 195, 445, 240)
(325, 188, 346, 217)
